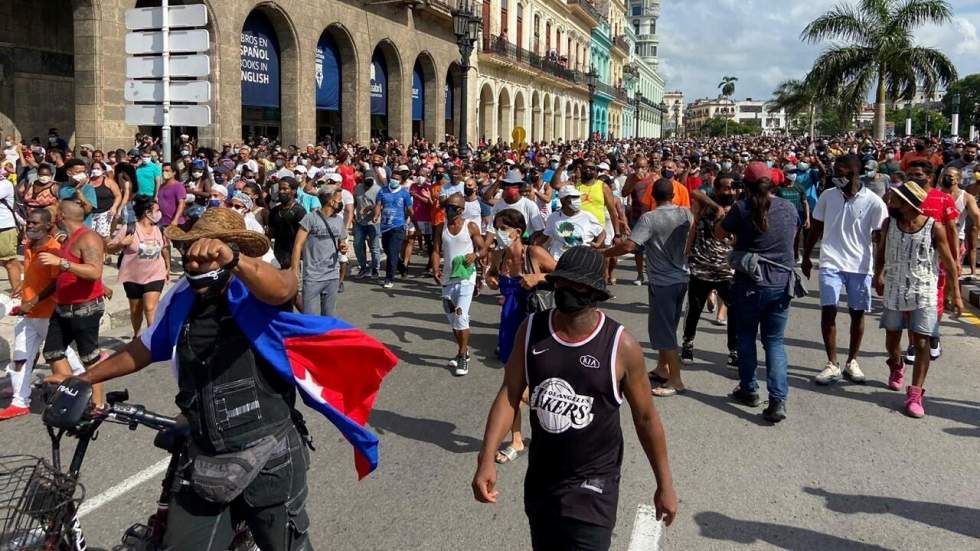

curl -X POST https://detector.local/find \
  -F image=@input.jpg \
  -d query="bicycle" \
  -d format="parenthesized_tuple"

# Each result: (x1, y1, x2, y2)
(0, 377, 256, 550)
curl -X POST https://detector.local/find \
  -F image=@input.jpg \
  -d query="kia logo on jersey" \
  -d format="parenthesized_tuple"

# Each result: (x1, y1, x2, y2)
(579, 354, 600, 369)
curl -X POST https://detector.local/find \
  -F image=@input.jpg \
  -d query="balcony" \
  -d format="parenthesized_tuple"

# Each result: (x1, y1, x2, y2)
(613, 35, 630, 55)
(567, 0, 604, 25)
(595, 81, 630, 103)
(414, 0, 453, 19)
(481, 35, 586, 87)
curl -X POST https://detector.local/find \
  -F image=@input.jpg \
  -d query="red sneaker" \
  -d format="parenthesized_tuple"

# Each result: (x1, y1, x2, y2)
(0, 405, 29, 420)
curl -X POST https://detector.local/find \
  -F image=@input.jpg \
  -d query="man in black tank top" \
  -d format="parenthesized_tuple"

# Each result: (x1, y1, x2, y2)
(473, 246, 677, 550)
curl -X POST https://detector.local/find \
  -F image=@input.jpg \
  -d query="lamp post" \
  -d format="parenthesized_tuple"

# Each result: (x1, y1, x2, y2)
(905, 104, 912, 137)
(634, 90, 643, 139)
(586, 64, 597, 145)
(658, 100, 666, 139)
(452, 0, 481, 158)
(971, 102, 977, 142)
(673, 104, 680, 138)
(952, 93, 961, 137)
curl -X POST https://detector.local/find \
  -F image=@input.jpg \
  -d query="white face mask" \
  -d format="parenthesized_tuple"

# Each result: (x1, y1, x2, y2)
(885, 153, 895, 160)
(90, 169, 103, 178)
(191, 171, 204, 179)
(37, 175, 52, 184)
(180, 150, 189, 157)
(4, 141, 12, 148)
(71, 172, 88, 183)
(785, 173, 798, 182)
(568, 198, 582, 211)
(495, 229, 514, 249)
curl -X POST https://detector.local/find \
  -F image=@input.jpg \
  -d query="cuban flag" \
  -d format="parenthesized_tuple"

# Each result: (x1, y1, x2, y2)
(142, 278, 398, 479)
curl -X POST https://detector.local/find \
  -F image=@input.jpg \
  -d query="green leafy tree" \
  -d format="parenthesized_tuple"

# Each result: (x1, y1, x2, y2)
(802, 0, 958, 140)
(701, 116, 754, 137)
(771, 79, 820, 136)
(718, 76, 738, 98)
(887, 106, 950, 136)
(941, 74, 980, 136)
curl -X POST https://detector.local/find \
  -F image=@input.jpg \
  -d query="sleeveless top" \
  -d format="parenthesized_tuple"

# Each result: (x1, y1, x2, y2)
(56, 227, 105, 305)
(25, 182, 58, 209)
(576, 180, 606, 225)
(883, 218, 937, 311)
(524, 310, 625, 528)
(91, 178, 115, 213)
(441, 221, 477, 283)
(954, 191, 967, 241)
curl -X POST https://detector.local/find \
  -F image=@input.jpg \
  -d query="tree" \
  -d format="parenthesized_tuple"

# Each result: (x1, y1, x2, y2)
(718, 76, 738, 98)
(801, 0, 958, 140)
(941, 74, 980, 136)
(770, 79, 819, 136)
(886, 106, 950, 136)
(701, 116, 753, 137)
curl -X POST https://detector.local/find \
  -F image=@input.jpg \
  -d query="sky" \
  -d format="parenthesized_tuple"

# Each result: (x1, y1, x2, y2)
(656, 0, 980, 102)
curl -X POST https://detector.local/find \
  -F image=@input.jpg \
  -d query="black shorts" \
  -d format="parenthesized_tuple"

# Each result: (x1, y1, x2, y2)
(528, 513, 612, 551)
(123, 280, 165, 299)
(42, 302, 104, 366)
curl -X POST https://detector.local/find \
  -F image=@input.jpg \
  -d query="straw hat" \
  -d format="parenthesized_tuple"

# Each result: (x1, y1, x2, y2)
(164, 208, 270, 257)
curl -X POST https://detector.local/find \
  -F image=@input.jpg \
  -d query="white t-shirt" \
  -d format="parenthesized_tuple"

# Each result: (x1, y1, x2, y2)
(491, 197, 544, 234)
(812, 186, 888, 274)
(463, 198, 483, 232)
(3, 147, 19, 167)
(544, 210, 604, 259)
(0, 180, 15, 229)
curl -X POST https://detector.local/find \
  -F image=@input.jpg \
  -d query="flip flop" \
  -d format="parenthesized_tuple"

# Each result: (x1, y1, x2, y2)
(495, 444, 527, 464)
(648, 372, 669, 385)
(652, 386, 686, 397)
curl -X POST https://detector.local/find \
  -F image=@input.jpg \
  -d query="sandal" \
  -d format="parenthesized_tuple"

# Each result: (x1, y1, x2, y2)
(652, 385, 686, 397)
(495, 444, 527, 464)
(648, 371, 669, 385)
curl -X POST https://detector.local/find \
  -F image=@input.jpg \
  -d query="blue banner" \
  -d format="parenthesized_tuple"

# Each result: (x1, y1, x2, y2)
(445, 77, 453, 121)
(412, 64, 424, 122)
(315, 33, 341, 111)
(370, 53, 387, 116)
(240, 12, 280, 108)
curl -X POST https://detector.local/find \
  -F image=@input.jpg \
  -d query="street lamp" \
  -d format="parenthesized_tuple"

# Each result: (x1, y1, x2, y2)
(634, 90, 643, 139)
(952, 93, 961, 137)
(586, 64, 597, 145)
(452, 0, 481, 158)
(658, 100, 666, 139)
(905, 104, 912, 137)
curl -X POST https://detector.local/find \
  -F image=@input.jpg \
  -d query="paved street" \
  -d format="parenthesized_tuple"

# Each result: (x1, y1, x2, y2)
(2, 264, 980, 550)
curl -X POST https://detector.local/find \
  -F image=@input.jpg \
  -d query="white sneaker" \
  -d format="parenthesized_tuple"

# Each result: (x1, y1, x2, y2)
(453, 354, 470, 377)
(842, 359, 866, 383)
(448, 355, 459, 368)
(814, 362, 842, 385)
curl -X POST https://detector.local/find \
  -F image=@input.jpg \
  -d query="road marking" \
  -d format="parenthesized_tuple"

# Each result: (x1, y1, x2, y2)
(960, 306, 980, 327)
(627, 504, 663, 550)
(77, 458, 170, 519)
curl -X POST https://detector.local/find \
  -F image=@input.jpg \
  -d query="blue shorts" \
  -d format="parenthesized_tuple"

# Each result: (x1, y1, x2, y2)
(879, 307, 939, 337)
(819, 268, 872, 312)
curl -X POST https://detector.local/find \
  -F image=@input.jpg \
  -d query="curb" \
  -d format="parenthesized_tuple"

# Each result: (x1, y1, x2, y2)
(960, 278, 980, 309)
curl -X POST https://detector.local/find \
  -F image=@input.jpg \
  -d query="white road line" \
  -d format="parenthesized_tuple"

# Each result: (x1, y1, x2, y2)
(627, 504, 663, 551)
(77, 458, 170, 519)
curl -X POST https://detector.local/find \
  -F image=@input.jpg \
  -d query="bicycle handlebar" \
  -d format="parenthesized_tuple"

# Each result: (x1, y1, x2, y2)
(92, 402, 177, 432)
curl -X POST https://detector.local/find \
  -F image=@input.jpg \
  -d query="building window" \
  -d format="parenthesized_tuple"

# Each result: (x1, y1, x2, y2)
(632, 5, 641, 16)
(651, 19, 656, 34)
(500, 0, 508, 36)
(633, 21, 639, 34)
(652, 46, 657, 57)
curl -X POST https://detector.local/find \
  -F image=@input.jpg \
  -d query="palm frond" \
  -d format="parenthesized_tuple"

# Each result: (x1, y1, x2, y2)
(801, 4, 872, 45)
(885, 46, 958, 101)
(888, 0, 952, 34)
(804, 46, 878, 98)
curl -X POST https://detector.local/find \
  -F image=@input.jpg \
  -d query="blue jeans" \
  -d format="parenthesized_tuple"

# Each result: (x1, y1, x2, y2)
(732, 283, 791, 401)
(380, 228, 405, 282)
(353, 222, 381, 274)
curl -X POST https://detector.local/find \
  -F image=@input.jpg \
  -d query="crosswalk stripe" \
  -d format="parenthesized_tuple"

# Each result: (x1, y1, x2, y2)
(627, 504, 663, 550)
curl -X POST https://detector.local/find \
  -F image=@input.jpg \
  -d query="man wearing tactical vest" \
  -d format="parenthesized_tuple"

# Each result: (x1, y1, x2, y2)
(472, 246, 677, 550)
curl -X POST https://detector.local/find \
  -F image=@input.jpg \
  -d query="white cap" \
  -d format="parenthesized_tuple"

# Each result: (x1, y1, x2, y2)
(211, 184, 228, 198)
(294, 165, 308, 174)
(597, 162, 610, 171)
(558, 186, 582, 199)
(327, 173, 343, 183)
(505, 159, 516, 166)
(396, 164, 410, 172)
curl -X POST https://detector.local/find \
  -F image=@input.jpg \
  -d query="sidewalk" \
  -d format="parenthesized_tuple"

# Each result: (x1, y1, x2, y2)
(0, 263, 169, 364)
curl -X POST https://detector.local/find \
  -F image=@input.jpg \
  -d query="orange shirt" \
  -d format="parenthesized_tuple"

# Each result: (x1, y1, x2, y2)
(22, 237, 62, 319)
(900, 151, 943, 171)
(430, 182, 446, 226)
(637, 180, 691, 213)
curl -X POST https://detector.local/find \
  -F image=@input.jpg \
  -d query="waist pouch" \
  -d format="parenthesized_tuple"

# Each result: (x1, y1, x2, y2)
(189, 431, 286, 503)
(728, 250, 808, 299)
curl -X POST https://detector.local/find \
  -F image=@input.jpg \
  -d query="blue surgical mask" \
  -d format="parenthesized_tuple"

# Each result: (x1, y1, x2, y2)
(721, 162, 733, 171)
(766, 161, 774, 169)
(797, 162, 810, 171)
(389, 181, 401, 191)
(209, 199, 221, 208)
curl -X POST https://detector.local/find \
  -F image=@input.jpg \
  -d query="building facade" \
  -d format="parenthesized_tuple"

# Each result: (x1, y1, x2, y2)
(627, 0, 664, 138)
(733, 99, 787, 135)
(663, 90, 684, 136)
(476, 0, 595, 145)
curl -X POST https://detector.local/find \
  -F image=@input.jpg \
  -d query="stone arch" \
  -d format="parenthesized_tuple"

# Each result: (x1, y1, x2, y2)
(498, 86, 512, 144)
(542, 92, 553, 142)
(413, 51, 439, 142)
(513, 90, 526, 139)
(445, 62, 463, 142)
(564, 102, 572, 142)
(370, 39, 404, 141)
(478, 81, 495, 143)
(530, 90, 542, 142)
(552, 95, 561, 141)
(315, 23, 359, 143)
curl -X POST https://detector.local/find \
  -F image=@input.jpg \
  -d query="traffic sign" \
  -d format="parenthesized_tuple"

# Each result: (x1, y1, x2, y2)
(126, 5, 208, 30)
(125, 29, 210, 55)
(126, 54, 210, 79)
(125, 80, 211, 103)
(125, 105, 211, 127)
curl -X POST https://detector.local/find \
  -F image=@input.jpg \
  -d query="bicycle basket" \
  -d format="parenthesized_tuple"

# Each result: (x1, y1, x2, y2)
(0, 455, 84, 551)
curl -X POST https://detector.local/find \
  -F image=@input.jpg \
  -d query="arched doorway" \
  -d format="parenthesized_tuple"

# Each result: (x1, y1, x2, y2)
(497, 87, 512, 144)
(315, 25, 357, 145)
(371, 40, 403, 141)
(513, 91, 526, 139)
(413, 52, 438, 142)
(445, 63, 462, 142)
(241, 10, 283, 141)
(478, 82, 495, 143)
(543, 93, 552, 142)
(552, 96, 561, 141)
(530, 91, 541, 142)
(564, 103, 572, 141)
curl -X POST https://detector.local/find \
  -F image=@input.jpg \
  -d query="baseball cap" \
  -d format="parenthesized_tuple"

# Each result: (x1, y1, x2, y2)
(396, 164, 410, 172)
(597, 162, 610, 171)
(294, 165, 308, 174)
(558, 186, 582, 199)
(545, 246, 611, 302)
(743, 162, 772, 183)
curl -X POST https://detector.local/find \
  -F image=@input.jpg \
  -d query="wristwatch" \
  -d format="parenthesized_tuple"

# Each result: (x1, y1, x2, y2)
(60, 259, 71, 272)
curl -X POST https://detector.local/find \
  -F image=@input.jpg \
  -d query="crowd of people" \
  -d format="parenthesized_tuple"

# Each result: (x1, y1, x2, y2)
(1, 126, 977, 549)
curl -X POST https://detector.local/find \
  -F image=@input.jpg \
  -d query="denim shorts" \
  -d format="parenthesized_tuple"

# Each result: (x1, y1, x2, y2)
(442, 279, 476, 330)
(879, 307, 939, 337)
(819, 268, 872, 312)
(647, 283, 688, 350)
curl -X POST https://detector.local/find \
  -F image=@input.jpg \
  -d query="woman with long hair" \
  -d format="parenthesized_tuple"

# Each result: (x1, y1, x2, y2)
(715, 162, 800, 424)
(108, 195, 169, 338)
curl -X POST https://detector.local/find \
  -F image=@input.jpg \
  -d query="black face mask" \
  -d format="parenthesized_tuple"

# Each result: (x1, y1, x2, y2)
(444, 204, 463, 220)
(464, 187, 477, 196)
(186, 267, 232, 296)
(554, 287, 596, 314)
(662, 169, 675, 180)
(964, 154, 976, 162)
(581, 170, 596, 181)
(888, 207, 903, 219)
(717, 194, 736, 207)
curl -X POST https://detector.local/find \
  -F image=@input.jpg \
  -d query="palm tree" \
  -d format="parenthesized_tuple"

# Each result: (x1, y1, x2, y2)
(801, 0, 957, 139)
(771, 79, 817, 136)
(718, 76, 738, 99)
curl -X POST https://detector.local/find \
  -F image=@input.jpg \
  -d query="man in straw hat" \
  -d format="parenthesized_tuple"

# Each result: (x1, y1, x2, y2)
(472, 246, 676, 550)
(47, 208, 397, 549)
(874, 181, 962, 418)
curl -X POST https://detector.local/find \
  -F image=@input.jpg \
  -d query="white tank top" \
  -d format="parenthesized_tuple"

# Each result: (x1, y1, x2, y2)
(442, 221, 478, 283)
(954, 190, 967, 241)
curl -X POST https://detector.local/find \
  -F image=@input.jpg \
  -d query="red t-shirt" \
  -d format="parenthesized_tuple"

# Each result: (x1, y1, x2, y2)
(919, 188, 959, 315)
(337, 164, 356, 193)
(685, 175, 703, 192)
